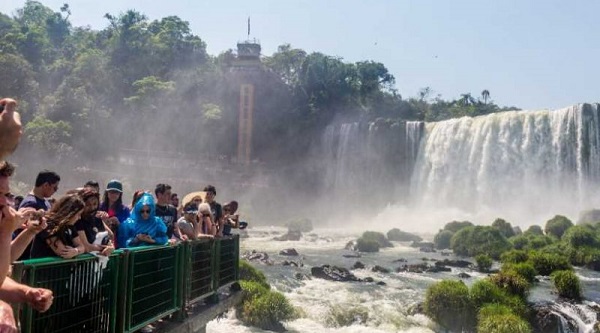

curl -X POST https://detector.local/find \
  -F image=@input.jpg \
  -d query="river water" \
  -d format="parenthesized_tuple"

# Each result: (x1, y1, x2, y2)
(207, 227, 600, 333)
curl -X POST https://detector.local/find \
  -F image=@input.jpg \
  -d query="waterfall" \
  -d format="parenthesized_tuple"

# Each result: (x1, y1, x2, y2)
(411, 103, 600, 223)
(321, 120, 424, 210)
(550, 301, 599, 333)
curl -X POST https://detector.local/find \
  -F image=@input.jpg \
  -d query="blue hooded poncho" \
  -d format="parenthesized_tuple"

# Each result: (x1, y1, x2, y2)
(118, 193, 168, 248)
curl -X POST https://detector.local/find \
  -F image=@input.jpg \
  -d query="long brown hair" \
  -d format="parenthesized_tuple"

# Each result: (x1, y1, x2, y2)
(46, 194, 85, 236)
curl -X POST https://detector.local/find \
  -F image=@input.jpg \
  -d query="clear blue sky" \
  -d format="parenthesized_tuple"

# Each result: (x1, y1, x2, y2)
(1, 0, 598, 110)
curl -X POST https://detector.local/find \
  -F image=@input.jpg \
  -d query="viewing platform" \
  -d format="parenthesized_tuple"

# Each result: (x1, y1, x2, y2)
(11, 236, 241, 333)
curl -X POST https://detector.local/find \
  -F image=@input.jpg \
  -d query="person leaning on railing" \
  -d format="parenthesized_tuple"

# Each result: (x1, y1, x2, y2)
(74, 189, 115, 256)
(29, 195, 86, 259)
(119, 193, 169, 247)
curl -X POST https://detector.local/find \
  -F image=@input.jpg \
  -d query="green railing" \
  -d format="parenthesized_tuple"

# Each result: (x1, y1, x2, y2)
(12, 235, 240, 333)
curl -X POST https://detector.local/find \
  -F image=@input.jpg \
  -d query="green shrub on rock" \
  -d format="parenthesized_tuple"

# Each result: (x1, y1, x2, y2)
(475, 254, 493, 272)
(551, 270, 582, 301)
(239, 260, 270, 289)
(239, 284, 297, 331)
(434, 230, 454, 250)
(386, 228, 422, 242)
(451, 226, 512, 259)
(424, 280, 474, 332)
(360, 231, 393, 248)
(562, 225, 598, 248)
(356, 238, 380, 252)
(524, 225, 544, 236)
(489, 271, 530, 299)
(443, 220, 474, 233)
(501, 262, 537, 283)
(477, 304, 532, 333)
(544, 215, 574, 239)
(500, 250, 529, 264)
(492, 218, 516, 238)
(528, 252, 571, 276)
(470, 279, 527, 316)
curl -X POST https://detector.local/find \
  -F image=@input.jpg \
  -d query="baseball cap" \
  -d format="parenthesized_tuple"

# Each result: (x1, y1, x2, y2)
(106, 180, 123, 193)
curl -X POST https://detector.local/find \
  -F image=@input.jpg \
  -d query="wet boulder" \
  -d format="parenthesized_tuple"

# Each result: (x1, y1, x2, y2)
(311, 265, 361, 282)
(457, 272, 471, 279)
(396, 263, 428, 273)
(436, 259, 472, 268)
(279, 248, 299, 256)
(371, 265, 390, 274)
(343, 253, 361, 258)
(426, 265, 451, 273)
(352, 261, 365, 269)
(242, 250, 274, 265)
(531, 303, 563, 333)
(281, 260, 303, 267)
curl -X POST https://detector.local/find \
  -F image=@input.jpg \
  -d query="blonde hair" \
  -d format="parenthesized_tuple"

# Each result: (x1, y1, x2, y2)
(198, 203, 211, 215)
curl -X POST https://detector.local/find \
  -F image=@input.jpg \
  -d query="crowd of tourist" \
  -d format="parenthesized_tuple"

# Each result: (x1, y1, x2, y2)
(0, 97, 246, 332)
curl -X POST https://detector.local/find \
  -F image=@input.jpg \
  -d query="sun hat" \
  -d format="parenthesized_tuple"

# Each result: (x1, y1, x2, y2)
(182, 191, 207, 207)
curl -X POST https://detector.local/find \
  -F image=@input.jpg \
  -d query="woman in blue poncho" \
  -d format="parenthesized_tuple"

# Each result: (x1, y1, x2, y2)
(118, 193, 168, 248)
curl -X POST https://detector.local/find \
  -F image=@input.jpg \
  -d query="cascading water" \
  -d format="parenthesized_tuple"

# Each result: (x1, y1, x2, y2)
(411, 103, 600, 224)
(321, 120, 424, 211)
(550, 301, 599, 333)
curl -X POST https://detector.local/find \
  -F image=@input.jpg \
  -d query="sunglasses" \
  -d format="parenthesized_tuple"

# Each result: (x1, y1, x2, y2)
(140, 209, 150, 214)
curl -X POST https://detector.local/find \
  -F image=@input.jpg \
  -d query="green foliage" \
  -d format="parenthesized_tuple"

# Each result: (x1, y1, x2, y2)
(24, 115, 72, 155)
(477, 304, 532, 333)
(524, 225, 544, 236)
(424, 280, 474, 332)
(489, 271, 530, 299)
(286, 218, 313, 233)
(238, 281, 297, 331)
(469, 279, 527, 316)
(443, 220, 474, 233)
(492, 218, 516, 238)
(356, 238, 380, 252)
(545, 215, 574, 239)
(510, 234, 554, 251)
(551, 270, 582, 301)
(359, 231, 392, 248)
(562, 225, 598, 248)
(528, 252, 571, 276)
(239, 260, 270, 289)
(386, 228, 422, 242)
(434, 230, 454, 250)
(451, 226, 512, 259)
(500, 250, 529, 264)
(501, 262, 537, 283)
(475, 254, 493, 272)
(325, 305, 369, 327)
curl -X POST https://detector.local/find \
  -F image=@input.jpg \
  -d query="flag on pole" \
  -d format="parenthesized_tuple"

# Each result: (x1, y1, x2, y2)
(247, 17, 250, 37)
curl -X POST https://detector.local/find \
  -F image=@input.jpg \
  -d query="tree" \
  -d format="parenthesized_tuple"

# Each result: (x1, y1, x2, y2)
(481, 89, 490, 104)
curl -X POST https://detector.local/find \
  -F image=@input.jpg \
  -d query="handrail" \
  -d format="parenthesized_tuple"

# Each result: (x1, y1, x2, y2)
(11, 235, 240, 333)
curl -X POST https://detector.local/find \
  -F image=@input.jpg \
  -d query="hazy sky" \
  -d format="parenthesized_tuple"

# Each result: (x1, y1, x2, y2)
(1, 0, 598, 110)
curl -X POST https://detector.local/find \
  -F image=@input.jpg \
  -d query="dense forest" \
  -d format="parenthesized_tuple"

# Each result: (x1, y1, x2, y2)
(0, 1, 521, 166)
